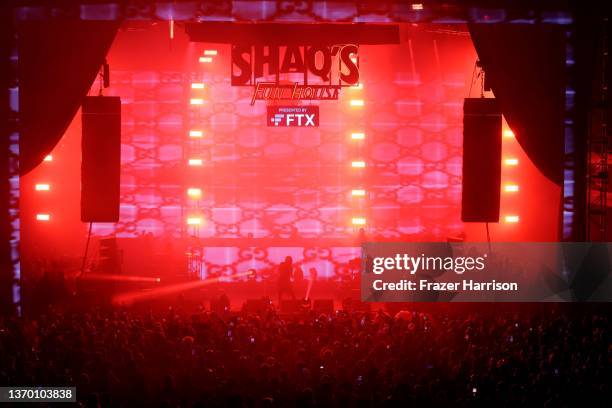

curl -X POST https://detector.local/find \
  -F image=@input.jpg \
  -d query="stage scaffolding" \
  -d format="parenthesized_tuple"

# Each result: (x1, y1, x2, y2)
(587, 17, 611, 241)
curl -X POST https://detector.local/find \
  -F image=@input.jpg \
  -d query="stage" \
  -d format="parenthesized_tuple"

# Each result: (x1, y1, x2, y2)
(18, 21, 563, 306)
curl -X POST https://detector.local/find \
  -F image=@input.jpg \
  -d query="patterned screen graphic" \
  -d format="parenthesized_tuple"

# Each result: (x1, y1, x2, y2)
(94, 71, 188, 237)
(91, 25, 476, 278)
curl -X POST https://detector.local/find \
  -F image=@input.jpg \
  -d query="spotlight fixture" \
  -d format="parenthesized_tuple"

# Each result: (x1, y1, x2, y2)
(505, 215, 520, 223)
(187, 188, 202, 198)
(352, 217, 367, 225)
(504, 184, 519, 192)
(504, 158, 519, 166)
(187, 217, 202, 225)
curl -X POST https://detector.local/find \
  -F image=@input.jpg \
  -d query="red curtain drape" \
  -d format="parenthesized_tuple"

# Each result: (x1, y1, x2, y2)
(18, 21, 119, 175)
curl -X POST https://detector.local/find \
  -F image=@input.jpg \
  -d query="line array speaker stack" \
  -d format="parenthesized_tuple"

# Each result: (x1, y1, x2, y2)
(81, 96, 121, 223)
(462, 98, 502, 222)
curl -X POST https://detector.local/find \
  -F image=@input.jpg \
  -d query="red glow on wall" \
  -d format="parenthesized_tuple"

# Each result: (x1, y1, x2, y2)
(19, 22, 561, 280)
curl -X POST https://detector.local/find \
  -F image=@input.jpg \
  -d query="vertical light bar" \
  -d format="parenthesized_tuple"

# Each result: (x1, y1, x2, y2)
(8, 23, 21, 315)
(563, 22, 577, 240)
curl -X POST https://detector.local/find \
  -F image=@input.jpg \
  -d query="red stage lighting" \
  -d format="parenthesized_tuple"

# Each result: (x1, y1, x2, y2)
(504, 157, 519, 166)
(187, 217, 202, 225)
(187, 188, 202, 198)
(504, 184, 519, 193)
(352, 217, 366, 226)
(79, 273, 161, 283)
(505, 215, 520, 223)
(112, 271, 250, 305)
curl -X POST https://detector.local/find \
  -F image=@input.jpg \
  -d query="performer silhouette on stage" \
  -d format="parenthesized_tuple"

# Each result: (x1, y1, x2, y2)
(293, 264, 304, 294)
(278, 256, 295, 303)
(304, 267, 318, 301)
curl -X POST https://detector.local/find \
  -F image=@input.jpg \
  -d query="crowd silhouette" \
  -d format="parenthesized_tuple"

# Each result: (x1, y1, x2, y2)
(0, 304, 608, 407)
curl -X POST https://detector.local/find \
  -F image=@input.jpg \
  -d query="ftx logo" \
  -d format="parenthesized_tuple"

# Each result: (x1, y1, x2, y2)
(270, 113, 316, 127)
(267, 106, 319, 127)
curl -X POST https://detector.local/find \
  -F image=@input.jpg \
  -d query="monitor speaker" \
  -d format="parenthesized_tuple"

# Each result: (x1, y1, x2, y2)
(313, 299, 334, 314)
(280, 299, 309, 314)
(243, 299, 271, 314)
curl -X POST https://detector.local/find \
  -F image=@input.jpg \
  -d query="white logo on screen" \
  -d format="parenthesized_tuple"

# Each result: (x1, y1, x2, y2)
(270, 113, 316, 127)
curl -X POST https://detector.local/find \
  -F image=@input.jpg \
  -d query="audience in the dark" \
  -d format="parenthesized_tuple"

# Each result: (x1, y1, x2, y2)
(0, 305, 608, 407)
